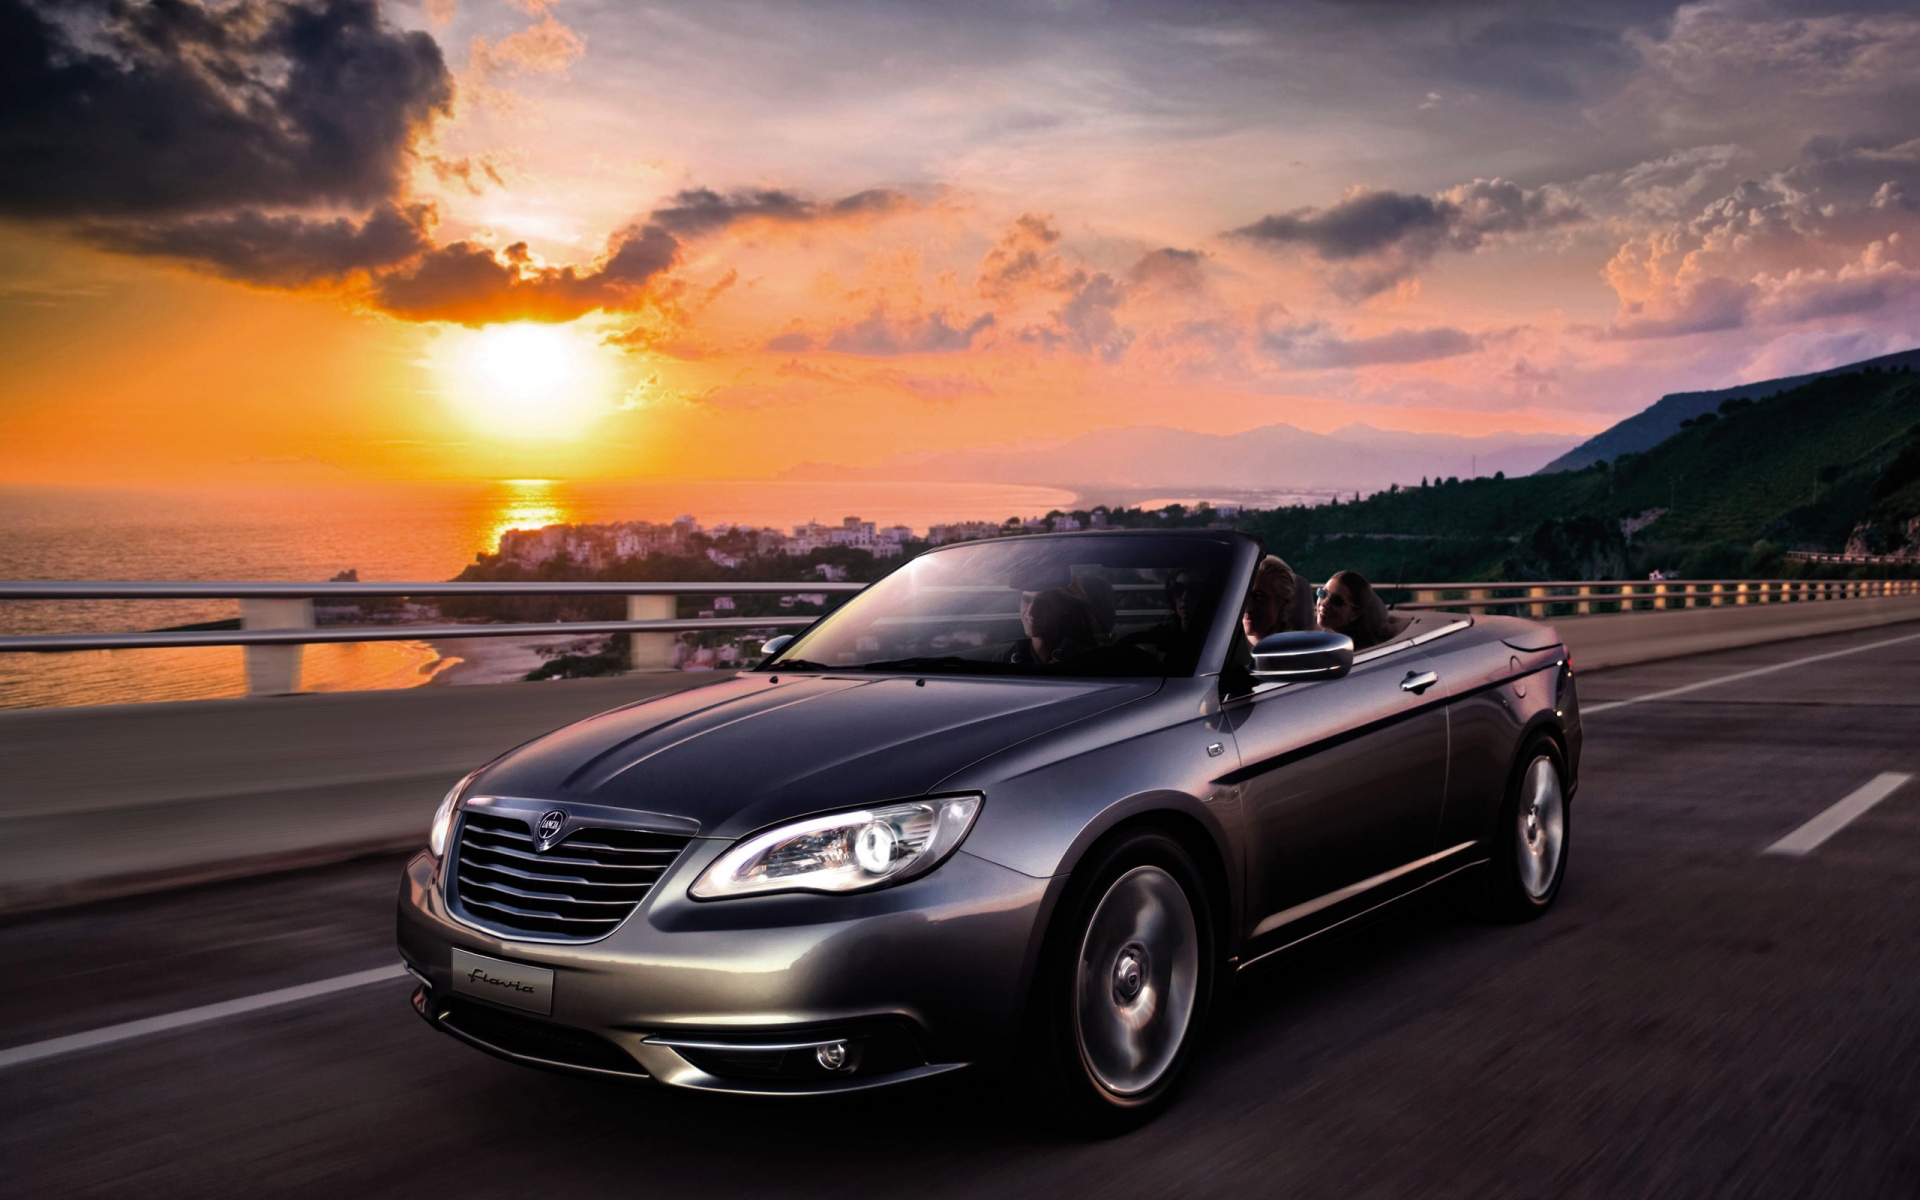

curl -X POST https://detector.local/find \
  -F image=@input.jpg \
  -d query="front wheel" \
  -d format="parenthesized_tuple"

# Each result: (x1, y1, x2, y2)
(1476, 735, 1570, 921)
(1017, 828, 1213, 1135)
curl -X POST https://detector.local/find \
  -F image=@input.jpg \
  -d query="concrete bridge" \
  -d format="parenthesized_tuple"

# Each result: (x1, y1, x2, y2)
(5, 589, 1919, 913)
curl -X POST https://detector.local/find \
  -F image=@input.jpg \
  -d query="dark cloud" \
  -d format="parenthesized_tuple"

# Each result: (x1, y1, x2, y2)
(1233, 178, 1584, 298)
(90, 203, 433, 287)
(649, 187, 912, 237)
(1262, 320, 1481, 369)
(1129, 247, 1207, 289)
(0, 0, 452, 220)
(371, 222, 678, 323)
(1235, 191, 1452, 261)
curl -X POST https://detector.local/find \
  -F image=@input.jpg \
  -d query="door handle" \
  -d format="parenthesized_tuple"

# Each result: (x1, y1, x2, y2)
(1401, 670, 1439, 694)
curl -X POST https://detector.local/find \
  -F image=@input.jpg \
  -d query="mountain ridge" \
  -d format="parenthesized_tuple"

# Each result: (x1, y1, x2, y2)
(1536, 347, 1920, 475)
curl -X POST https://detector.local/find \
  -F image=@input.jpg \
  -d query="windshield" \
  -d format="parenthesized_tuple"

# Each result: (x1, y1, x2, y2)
(765, 534, 1238, 677)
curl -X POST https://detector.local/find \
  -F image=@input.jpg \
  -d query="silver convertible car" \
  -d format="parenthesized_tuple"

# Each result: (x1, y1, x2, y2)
(397, 530, 1579, 1132)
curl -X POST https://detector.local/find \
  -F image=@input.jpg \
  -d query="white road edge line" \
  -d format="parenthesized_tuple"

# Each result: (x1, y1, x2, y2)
(0, 963, 409, 1071)
(1583, 629, 1920, 714)
(1763, 773, 1914, 857)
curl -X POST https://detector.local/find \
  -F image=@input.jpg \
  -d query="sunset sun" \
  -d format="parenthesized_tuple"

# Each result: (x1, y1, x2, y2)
(429, 322, 615, 440)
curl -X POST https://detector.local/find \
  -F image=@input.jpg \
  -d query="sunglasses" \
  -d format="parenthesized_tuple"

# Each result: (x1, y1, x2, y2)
(1314, 586, 1351, 610)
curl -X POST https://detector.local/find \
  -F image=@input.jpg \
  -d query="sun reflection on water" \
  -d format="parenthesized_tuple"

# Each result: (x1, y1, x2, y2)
(485, 479, 572, 552)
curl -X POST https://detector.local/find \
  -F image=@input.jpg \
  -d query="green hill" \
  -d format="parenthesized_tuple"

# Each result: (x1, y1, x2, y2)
(1239, 365, 1920, 583)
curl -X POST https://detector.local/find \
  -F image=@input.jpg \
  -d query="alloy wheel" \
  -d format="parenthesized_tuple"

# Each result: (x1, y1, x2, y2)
(1073, 865, 1199, 1096)
(1515, 755, 1566, 900)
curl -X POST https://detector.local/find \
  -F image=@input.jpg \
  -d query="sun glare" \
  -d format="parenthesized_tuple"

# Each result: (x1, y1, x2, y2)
(429, 322, 616, 439)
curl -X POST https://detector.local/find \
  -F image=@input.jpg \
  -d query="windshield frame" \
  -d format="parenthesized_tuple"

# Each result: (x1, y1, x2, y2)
(760, 530, 1261, 681)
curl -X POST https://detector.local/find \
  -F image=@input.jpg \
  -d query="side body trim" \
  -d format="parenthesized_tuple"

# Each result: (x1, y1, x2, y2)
(1250, 840, 1478, 937)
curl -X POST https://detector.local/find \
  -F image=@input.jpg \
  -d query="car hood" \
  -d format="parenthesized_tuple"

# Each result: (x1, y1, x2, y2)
(471, 672, 1160, 838)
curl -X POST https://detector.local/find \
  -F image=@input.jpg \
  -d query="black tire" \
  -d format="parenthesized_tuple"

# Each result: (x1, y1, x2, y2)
(1476, 733, 1570, 921)
(1015, 827, 1215, 1136)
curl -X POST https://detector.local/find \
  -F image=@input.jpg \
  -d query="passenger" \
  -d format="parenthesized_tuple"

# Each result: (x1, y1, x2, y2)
(1025, 587, 1102, 664)
(1316, 569, 1393, 650)
(1069, 573, 1117, 639)
(1242, 554, 1314, 645)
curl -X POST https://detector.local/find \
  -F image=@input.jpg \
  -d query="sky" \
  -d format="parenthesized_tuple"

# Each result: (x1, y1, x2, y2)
(3, 0, 1919, 486)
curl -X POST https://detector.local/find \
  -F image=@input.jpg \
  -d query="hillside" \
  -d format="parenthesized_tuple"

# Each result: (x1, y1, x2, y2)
(1242, 364, 1920, 583)
(1537, 347, 1920, 474)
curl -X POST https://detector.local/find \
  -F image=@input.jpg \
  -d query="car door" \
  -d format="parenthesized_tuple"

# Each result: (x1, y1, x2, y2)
(1222, 641, 1450, 951)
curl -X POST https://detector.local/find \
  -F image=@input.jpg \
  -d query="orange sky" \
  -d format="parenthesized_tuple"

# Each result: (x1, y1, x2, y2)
(3, 0, 1918, 487)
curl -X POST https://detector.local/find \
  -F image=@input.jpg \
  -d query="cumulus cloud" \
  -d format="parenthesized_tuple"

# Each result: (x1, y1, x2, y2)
(0, 0, 452, 220)
(978, 214, 1078, 299)
(1261, 320, 1482, 369)
(1232, 179, 1582, 298)
(1598, 131, 1920, 342)
(1021, 273, 1133, 362)
(774, 306, 995, 357)
(827, 308, 996, 356)
(468, 14, 586, 83)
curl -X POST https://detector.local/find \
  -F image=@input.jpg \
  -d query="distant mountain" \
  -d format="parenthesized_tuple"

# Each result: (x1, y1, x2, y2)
(1536, 347, 1920, 474)
(786, 422, 1578, 502)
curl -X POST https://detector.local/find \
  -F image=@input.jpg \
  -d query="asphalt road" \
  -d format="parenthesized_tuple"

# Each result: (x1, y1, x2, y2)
(6, 624, 1920, 1198)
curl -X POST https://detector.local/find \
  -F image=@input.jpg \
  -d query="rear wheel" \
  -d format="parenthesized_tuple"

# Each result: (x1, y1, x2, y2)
(1477, 735, 1569, 921)
(1018, 829, 1213, 1135)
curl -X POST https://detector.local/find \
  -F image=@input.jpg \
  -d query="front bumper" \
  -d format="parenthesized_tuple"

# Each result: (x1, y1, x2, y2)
(397, 843, 1052, 1095)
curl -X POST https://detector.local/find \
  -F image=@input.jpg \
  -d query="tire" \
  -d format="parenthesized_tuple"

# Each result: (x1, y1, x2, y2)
(1016, 828, 1215, 1136)
(1476, 734, 1570, 921)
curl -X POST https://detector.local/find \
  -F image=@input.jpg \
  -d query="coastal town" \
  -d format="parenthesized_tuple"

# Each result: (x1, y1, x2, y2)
(491, 506, 1243, 578)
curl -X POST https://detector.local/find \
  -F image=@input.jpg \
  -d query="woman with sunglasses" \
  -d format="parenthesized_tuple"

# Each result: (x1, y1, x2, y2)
(1315, 569, 1392, 650)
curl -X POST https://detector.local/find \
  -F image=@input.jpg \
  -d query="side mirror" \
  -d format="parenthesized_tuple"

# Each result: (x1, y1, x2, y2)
(760, 634, 795, 657)
(1250, 630, 1353, 682)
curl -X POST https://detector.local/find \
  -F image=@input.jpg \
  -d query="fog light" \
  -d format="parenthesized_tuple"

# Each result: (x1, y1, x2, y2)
(815, 1040, 849, 1071)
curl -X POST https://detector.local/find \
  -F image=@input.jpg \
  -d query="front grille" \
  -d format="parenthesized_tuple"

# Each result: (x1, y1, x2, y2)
(451, 811, 691, 941)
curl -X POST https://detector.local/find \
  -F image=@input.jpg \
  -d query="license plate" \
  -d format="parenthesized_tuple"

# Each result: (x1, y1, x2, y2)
(451, 948, 554, 1015)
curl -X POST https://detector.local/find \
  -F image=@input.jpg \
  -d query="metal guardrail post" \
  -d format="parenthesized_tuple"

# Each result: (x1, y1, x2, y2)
(239, 598, 312, 696)
(627, 594, 677, 670)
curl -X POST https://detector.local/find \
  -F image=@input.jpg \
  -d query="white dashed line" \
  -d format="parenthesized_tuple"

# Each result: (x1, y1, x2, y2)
(0, 963, 409, 1070)
(1764, 773, 1914, 857)
(1584, 629, 1920, 714)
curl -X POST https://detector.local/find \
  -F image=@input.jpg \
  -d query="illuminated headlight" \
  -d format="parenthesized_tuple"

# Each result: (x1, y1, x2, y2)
(690, 795, 982, 900)
(429, 769, 482, 859)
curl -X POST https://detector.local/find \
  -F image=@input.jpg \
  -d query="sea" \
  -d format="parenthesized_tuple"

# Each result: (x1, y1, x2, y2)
(0, 479, 1077, 709)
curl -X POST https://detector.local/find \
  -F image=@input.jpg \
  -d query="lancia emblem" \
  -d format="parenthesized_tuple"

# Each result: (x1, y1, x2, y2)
(533, 809, 568, 852)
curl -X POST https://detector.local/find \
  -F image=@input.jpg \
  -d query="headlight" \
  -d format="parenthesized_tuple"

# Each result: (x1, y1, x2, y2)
(690, 795, 982, 900)
(429, 770, 482, 859)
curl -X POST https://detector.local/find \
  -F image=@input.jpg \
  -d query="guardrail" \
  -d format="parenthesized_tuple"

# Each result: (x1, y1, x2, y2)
(0, 580, 866, 694)
(4, 576, 1916, 696)
(1384, 578, 1920, 617)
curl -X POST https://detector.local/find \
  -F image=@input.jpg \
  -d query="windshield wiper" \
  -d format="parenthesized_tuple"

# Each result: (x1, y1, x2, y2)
(855, 656, 1002, 674)
(765, 658, 838, 672)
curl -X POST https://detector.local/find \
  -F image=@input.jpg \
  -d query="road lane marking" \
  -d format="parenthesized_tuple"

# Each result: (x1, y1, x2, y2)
(1764, 773, 1914, 857)
(1583, 629, 1920, 714)
(0, 963, 408, 1071)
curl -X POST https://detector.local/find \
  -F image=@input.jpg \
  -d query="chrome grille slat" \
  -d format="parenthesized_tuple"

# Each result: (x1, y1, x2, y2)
(456, 858, 662, 890)
(455, 873, 642, 908)
(451, 812, 692, 941)
(461, 839, 680, 870)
